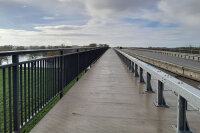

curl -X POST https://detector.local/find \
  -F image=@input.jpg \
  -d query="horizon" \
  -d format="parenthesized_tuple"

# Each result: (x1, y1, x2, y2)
(0, 0, 200, 47)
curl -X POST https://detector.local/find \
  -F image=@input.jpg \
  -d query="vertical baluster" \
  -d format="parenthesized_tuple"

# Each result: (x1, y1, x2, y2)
(53, 59, 55, 97)
(12, 54, 19, 132)
(45, 60, 47, 104)
(3, 68, 7, 132)
(54, 58, 56, 96)
(40, 60, 42, 108)
(49, 59, 52, 100)
(20, 65, 23, 126)
(60, 51, 63, 98)
(47, 60, 49, 101)
(34, 61, 37, 114)
(57, 58, 60, 94)
(31, 62, 34, 116)
(8, 67, 12, 133)
(37, 61, 39, 111)
(55, 58, 57, 95)
(43, 60, 45, 106)
(28, 63, 30, 119)
(24, 64, 27, 122)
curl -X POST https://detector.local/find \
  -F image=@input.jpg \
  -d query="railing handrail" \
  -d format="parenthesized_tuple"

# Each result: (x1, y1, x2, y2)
(115, 48, 200, 110)
(0, 47, 105, 56)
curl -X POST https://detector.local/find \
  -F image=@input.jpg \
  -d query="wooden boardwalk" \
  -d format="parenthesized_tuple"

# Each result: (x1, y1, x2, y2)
(31, 49, 200, 133)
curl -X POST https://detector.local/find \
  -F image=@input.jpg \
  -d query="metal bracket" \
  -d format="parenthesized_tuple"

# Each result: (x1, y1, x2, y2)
(131, 62, 135, 73)
(135, 64, 139, 77)
(139, 67, 145, 83)
(172, 95, 192, 133)
(154, 80, 168, 108)
(145, 72, 154, 93)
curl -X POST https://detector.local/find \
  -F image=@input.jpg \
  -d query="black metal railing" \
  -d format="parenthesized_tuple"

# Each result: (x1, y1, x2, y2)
(0, 47, 108, 133)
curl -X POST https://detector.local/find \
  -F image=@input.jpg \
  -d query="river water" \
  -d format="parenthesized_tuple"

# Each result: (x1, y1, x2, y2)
(1, 55, 43, 65)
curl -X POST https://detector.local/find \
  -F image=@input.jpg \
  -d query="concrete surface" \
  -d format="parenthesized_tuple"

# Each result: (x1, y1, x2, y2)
(30, 49, 200, 133)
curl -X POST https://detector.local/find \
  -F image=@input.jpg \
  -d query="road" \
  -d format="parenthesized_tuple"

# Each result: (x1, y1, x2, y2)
(123, 49, 200, 71)
(123, 49, 200, 89)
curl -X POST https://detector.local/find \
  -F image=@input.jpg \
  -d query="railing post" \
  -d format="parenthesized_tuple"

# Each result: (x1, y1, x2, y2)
(135, 64, 139, 77)
(155, 80, 168, 107)
(60, 50, 64, 98)
(139, 67, 145, 83)
(77, 49, 79, 81)
(146, 72, 153, 92)
(12, 54, 19, 133)
(173, 95, 191, 133)
(129, 60, 131, 70)
(131, 62, 135, 73)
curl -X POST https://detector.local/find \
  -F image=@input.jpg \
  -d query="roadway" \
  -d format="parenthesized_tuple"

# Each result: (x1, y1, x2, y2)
(123, 49, 200, 89)
(123, 49, 200, 71)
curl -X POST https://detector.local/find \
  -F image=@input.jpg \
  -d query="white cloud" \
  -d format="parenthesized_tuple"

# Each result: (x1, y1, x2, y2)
(84, 0, 158, 20)
(0, 0, 200, 47)
(158, 0, 200, 27)
(42, 17, 55, 20)
(34, 25, 84, 31)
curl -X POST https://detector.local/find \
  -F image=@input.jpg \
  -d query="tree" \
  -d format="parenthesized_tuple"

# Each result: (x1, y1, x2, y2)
(16, 46, 25, 50)
(89, 43, 97, 47)
(99, 44, 109, 47)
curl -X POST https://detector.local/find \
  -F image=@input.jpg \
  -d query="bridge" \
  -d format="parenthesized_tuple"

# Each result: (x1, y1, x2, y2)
(30, 49, 200, 133)
(0, 48, 200, 133)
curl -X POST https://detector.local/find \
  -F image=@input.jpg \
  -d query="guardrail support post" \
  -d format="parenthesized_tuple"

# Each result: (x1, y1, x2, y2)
(60, 50, 64, 98)
(139, 67, 145, 83)
(155, 80, 168, 107)
(129, 60, 131, 70)
(135, 64, 139, 77)
(77, 49, 79, 81)
(173, 95, 191, 133)
(146, 72, 154, 92)
(131, 62, 135, 73)
(12, 54, 20, 133)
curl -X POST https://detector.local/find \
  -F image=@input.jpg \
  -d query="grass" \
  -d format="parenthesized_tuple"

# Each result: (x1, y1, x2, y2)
(0, 68, 85, 133)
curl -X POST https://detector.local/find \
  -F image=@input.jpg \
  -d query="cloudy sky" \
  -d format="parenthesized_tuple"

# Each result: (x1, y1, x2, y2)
(0, 0, 200, 47)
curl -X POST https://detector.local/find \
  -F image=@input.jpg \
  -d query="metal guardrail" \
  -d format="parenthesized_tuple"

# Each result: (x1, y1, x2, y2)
(0, 47, 108, 133)
(127, 47, 200, 55)
(130, 48, 200, 61)
(152, 50, 200, 61)
(115, 48, 200, 133)
(0, 47, 96, 56)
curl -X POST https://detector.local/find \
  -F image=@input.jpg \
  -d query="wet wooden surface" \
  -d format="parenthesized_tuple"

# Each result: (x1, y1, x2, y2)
(31, 49, 200, 133)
